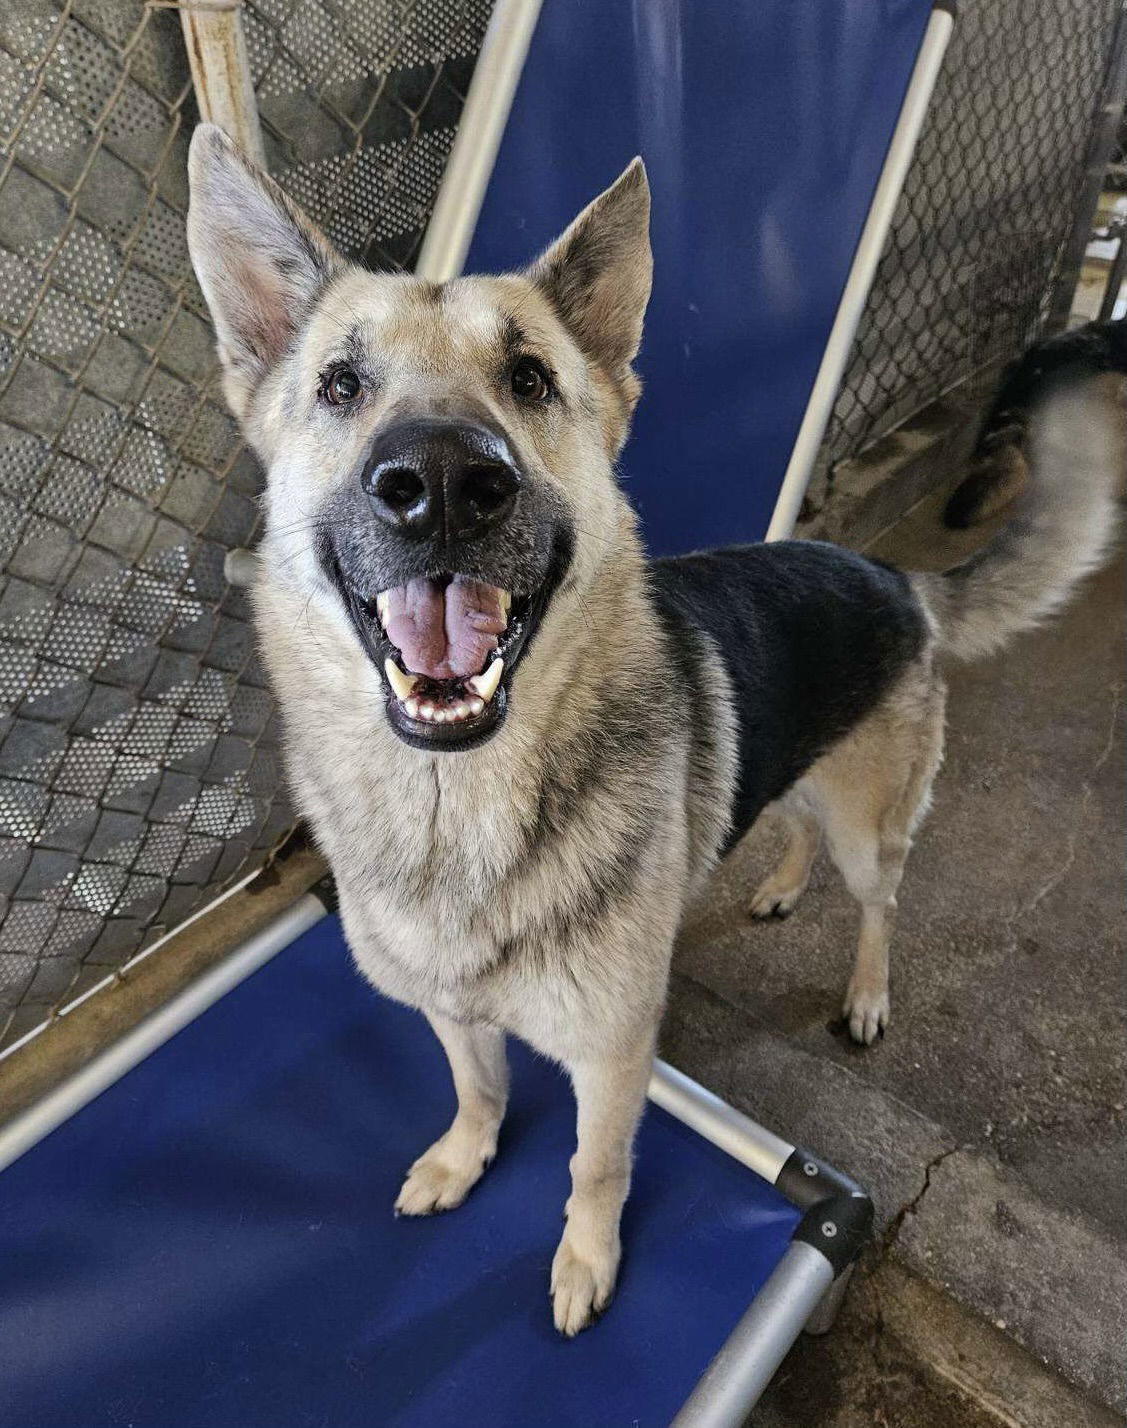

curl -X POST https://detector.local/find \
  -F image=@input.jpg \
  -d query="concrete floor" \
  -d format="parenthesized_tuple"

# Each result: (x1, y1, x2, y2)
(662, 497, 1125, 1423)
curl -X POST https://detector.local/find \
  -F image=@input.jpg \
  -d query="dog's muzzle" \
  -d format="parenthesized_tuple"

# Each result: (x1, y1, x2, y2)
(323, 416, 572, 753)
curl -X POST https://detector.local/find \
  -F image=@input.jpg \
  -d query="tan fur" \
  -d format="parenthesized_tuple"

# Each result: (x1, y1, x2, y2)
(949, 372, 1126, 527)
(920, 381, 1120, 661)
(755, 658, 946, 1042)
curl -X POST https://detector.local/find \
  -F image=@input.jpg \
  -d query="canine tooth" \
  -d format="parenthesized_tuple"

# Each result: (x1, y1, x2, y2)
(404, 696, 420, 719)
(468, 696, 485, 716)
(498, 590, 511, 615)
(384, 658, 417, 701)
(376, 591, 390, 627)
(468, 659, 504, 702)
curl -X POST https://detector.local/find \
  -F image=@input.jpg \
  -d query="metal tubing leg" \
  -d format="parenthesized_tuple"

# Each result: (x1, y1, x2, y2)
(670, 1242, 835, 1427)
(803, 1262, 856, 1336)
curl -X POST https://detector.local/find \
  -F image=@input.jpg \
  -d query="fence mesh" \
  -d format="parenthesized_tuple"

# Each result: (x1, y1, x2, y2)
(0, 0, 491, 1054)
(819, 0, 1122, 483)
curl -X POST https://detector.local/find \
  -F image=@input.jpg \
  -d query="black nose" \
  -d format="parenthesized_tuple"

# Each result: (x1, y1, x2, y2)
(361, 418, 523, 542)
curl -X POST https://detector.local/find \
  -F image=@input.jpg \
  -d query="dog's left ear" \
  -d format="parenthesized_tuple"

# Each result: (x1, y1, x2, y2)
(187, 123, 343, 419)
(528, 159, 652, 382)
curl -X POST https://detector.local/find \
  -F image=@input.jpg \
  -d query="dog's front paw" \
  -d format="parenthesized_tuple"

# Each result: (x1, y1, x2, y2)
(749, 873, 806, 920)
(550, 1232, 619, 1337)
(395, 1126, 495, 1216)
(843, 979, 889, 1046)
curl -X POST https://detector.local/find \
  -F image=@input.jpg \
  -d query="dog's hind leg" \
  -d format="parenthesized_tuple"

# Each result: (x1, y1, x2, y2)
(749, 794, 821, 919)
(551, 1027, 656, 1336)
(395, 1012, 509, 1216)
(808, 670, 945, 1044)
(823, 802, 909, 1045)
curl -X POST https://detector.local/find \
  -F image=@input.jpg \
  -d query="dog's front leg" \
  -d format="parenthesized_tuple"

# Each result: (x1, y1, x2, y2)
(552, 1029, 656, 1336)
(395, 1012, 508, 1216)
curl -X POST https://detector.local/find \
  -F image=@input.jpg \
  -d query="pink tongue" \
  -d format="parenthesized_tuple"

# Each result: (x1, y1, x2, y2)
(383, 576, 506, 680)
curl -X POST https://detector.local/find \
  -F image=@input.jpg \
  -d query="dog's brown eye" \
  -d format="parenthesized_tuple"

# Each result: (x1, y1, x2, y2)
(325, 367, 362, 405)
(511, 356, 551, 403)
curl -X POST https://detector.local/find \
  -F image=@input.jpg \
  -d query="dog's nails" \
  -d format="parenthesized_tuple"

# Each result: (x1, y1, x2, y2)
(468, 658, 504, 702)
(384, 658, 417, 700)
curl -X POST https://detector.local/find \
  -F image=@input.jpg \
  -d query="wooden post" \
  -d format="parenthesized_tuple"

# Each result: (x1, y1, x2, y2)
(179, 0, 265, 165)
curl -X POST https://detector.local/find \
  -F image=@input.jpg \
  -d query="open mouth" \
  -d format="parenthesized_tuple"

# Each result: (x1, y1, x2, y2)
(343, 572, 550, 750)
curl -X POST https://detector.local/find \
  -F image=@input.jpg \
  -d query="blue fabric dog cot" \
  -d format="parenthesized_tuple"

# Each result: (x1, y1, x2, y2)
(1, 895, 870, 1427)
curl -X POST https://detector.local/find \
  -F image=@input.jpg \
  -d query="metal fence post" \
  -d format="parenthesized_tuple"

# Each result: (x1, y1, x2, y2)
(1047, 0, 1127, 331)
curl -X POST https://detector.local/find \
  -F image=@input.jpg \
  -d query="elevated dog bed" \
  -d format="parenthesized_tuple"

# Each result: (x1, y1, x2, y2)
(2, 897, 870, 1426)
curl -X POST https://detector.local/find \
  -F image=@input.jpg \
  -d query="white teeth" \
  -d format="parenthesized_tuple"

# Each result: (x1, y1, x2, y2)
(398, 675, 493, 726)
(384, 658, 417, 701)
(468, 659, 504, 702)
(376, 591, 390, 628)
(498, 589, 511, 616)
(407, 692, 486, 724)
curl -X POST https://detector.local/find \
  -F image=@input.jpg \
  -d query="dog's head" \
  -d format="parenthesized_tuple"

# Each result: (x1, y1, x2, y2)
(187, 125, 652, 751)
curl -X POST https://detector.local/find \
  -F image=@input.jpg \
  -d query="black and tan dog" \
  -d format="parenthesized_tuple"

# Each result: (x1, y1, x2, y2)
(187, 126, 1122, 1335)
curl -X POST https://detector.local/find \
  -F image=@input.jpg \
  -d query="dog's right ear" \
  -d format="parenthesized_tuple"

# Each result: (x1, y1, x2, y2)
(187, 124, 342, 418)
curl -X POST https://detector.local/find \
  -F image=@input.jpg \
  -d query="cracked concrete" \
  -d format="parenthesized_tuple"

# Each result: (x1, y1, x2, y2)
(663, 493, 1124, 1422)
(751, 1256, 1123, 1428)
(895, 1148, 1126, 1410)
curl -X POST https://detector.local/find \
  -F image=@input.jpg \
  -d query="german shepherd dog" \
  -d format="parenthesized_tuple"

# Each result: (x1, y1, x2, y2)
(187, 125, 1122, 1335)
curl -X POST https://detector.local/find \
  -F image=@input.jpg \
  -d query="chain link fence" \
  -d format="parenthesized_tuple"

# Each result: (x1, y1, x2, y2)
(0, 0, 491, 1054)
(819, 0, 1123, 485)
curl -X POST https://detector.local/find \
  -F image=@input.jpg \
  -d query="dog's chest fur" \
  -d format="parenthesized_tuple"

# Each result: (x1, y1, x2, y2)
(254, 539, 926, 1059)
(253, 570, 723, 1058)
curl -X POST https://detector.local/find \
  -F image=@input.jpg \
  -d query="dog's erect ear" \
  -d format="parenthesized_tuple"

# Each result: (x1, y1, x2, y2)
(187, 124, 342, 417)
(528, 159, 652, 379)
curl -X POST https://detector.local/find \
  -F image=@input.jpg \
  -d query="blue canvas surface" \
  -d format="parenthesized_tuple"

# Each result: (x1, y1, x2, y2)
(467, 0, 933, 551)
(1, 914, 801, 1427)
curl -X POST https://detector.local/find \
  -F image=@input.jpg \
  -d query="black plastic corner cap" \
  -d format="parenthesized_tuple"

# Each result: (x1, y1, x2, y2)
(793, 1192, 874, 1277)
(776, 1147, 865, 1210)
(932, 0, 957, 15)
(777, 1148, 873, 1277)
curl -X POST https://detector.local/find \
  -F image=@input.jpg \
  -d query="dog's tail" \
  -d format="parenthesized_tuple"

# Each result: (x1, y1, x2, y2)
(921, 321, 1124, 662)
